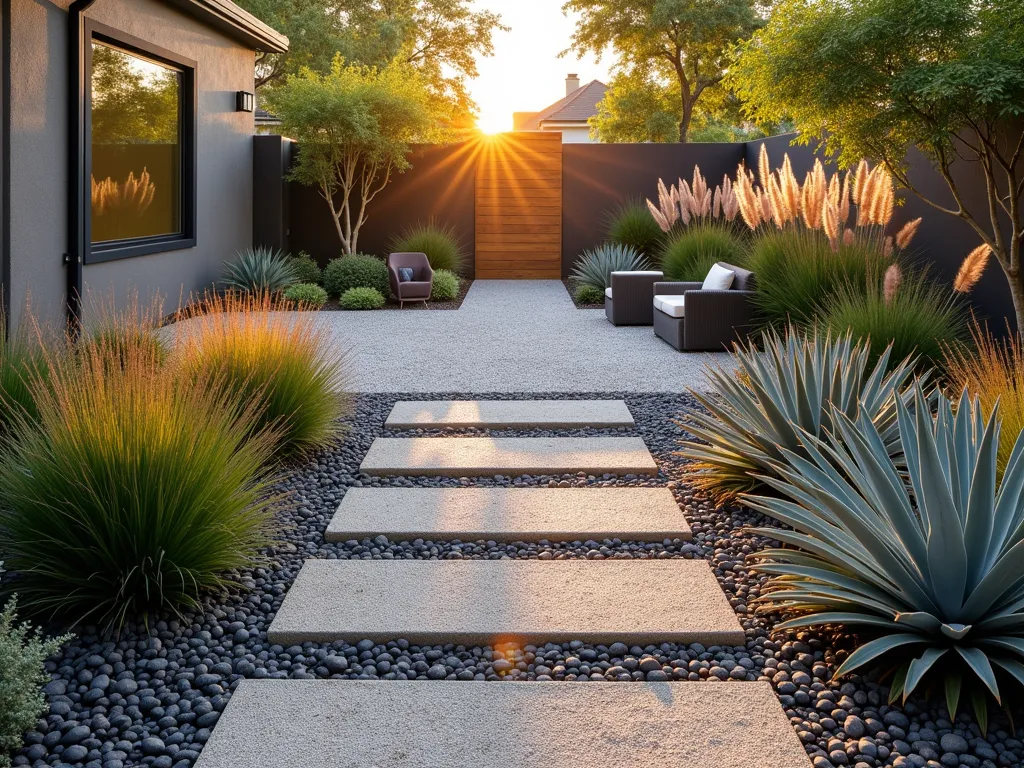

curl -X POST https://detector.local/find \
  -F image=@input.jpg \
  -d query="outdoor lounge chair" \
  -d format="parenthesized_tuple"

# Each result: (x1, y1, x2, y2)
(388, 252, 434, 308)
(604, 270, 664, 326)
(652, 262, 757, 351)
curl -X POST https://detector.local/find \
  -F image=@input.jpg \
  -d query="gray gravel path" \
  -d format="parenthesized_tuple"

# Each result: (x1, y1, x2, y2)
(314, 280, 734, 392)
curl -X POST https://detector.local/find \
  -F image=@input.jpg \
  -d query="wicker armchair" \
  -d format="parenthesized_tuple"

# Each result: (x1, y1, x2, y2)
(387, 252, 433, 308)
(604, 270, 664, 326)
(652, 263, 757, 351)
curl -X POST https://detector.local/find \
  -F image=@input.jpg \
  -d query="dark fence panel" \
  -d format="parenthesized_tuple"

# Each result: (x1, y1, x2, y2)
(561, 142, 743, 278)
(252, 134, 292, 253)
(282, 142, 478, 279)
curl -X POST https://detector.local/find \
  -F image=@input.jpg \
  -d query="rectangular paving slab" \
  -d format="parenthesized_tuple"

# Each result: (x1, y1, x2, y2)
(195, 680, 811, 768)
(267, 559, 743, 646)
(384, 399, 635, 428)
(326, 487, 691, 542)
(359, 436, 658, 477)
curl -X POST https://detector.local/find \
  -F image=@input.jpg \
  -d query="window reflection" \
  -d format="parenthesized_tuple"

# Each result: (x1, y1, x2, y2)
(90, 41, 181, 243)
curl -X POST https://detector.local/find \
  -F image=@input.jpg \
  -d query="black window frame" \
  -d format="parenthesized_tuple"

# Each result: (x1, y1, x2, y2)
(83, 21, 197, 264)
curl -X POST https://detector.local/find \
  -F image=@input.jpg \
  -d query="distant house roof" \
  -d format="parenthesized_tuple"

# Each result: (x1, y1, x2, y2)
(166, 0, 289, 53)
(255, 108, 280, 126)
(516, 80, 607, 130)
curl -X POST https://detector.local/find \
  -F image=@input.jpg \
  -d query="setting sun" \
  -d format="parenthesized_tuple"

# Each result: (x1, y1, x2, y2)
(475, 110, 509, 135)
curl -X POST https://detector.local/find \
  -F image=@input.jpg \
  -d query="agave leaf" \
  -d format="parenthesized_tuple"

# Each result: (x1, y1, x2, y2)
(833, 634, 928, 678)
(963, 404, 1000, 591)
(946, 673, 962, 720)
(977, 636, 1024, 658)
(894, 612, 942, 633)
(753, 564, 900, 604)
(992, 429, 1024, 557)
(991, 657, 1024, 688)
(904, 647, 947, 699)
(971, 686, 989, 735)
(956, 646, 1001, 703)
(962, 537, 1024, 623)
(775, 612, 900, 632)
(888, 661, 909, 703)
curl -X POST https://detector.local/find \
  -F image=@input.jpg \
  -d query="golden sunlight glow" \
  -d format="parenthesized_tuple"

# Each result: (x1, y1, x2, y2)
(475, 110, 510, 135)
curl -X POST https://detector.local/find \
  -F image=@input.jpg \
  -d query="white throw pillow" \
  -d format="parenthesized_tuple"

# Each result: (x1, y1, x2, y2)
(702, 263, 735, 291)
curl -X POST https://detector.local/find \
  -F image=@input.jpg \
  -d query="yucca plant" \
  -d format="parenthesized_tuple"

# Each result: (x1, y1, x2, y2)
(569, 243, 650, 291)
(0, 337, 278, 631)
(746, 386, 1024, 724)
(222, 246, 298, 295)
(175, 293, 351, 456)
(606, 199, 665, 258)
(680, 327, 921, 499)
(389, 221, 466, 274)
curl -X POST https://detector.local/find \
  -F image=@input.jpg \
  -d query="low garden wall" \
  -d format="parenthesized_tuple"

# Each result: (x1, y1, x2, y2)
(255, 133, 1018, 330)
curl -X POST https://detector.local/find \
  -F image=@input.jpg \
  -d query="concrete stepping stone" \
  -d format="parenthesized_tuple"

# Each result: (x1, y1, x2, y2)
(359, 436, 658, 477)
(384, 399, 635, 428)
(267, 559, 744, 646)
(196, 680, 812, 768)
(326, 487, 691, 542)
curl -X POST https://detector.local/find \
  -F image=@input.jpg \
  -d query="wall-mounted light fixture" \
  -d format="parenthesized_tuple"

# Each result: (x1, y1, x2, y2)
(236, 90, 254, 113)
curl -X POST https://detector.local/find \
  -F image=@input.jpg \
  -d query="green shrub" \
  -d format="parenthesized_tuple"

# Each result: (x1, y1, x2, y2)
(0, 577, 71, 768)
(746, 229, 887, 327)
(746, 386, 1024, 722)
(660, 221, 747, 282)
(569, 243, 650, 291)
(222, 246, 298, 295)
(339, 287, 386, 310)
(390, 221, 466, 273)
(431, 269, 460, 301)
(177, 293, 351, 456)
(574, 284, 605, 305)
(606, 199, 664, 258)
(680, 327, 920, 499)
(818, 268, 967, 372)
(323, 254, 390, 298)
(283, 282, 329, 309)
(0, 341, 278, 630)
(288, 252, 323, 286)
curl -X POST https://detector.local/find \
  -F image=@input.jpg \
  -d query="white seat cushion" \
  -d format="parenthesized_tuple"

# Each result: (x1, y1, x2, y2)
(604, 287, 613, 299)
(702, 263, 735, 291)
(653, 295, 686, 318)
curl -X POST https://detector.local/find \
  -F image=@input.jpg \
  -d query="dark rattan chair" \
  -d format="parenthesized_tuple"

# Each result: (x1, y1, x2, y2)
(652, 263, 757, 351)
(604, 270, 664, 326)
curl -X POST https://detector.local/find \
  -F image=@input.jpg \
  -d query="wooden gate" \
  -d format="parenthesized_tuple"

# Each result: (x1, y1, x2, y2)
(474, 132, 562, 279)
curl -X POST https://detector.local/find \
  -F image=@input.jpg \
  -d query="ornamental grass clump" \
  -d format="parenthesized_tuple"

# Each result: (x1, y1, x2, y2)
(680, 327, 920, 500)
(175, 293, 351, 456)
(0, 338, 278, 631)
(945, 325, 1024, 477)
(389, 221, 466, 274)
(323, 254, 390, 298)
(0, 313, 63, 435)
(222, 246, 298, 295)
(659, 220, 747, 282)
(606, 199, 665, 258)
(745, 386, 1024, 723)
(569, 243, 650, 291)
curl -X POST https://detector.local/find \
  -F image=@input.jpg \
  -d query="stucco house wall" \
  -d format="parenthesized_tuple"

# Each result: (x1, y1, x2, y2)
(8, 0, 264, 326)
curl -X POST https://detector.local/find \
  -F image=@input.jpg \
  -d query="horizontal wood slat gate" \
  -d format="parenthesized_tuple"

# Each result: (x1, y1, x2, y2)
(475, 132, 562, 279)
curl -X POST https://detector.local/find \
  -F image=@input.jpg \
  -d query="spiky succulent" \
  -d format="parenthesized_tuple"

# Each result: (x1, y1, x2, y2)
(746, 386, 1024, 723)
(222, 247, 298, 295)
(680, 327, 922, 499)
(569, 243, 650, 291)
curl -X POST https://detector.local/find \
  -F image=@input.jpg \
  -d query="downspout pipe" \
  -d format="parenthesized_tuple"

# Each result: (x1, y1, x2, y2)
(66, 0, 98, 333)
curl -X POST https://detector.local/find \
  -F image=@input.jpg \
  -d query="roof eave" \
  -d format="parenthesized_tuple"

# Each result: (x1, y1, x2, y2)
(165, 0, 289, 53)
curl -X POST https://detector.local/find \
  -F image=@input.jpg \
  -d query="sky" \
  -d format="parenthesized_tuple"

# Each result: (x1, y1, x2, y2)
(468, 1, 615, 134)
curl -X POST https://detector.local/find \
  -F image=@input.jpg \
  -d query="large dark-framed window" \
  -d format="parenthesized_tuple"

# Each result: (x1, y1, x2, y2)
(84, 21, 197, 263)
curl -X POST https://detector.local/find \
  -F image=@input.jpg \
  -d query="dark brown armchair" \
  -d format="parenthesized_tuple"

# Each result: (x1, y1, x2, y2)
(387, 252, 433, 308)
(652, 262, 757, 351)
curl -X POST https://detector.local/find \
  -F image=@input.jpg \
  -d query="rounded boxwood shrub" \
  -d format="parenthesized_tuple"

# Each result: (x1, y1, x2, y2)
(323, 254, 390, 298)
(0, 341, 278, 630)
(390, 221, 465, 273)
(574, 284, 605, 305)
(283, 282, 328, 309)
(660, 221, 746, 282)
(288, 252, 323, 286)
(431, 269, 460, 301)
(340, 287, 386, 310)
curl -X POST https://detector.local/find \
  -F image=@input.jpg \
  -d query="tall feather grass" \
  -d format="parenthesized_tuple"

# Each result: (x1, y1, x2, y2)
(0, 334, 278, 631)
(389, 220, 466, 274)
(175, 293, 351, 456)
(0, 311, 63, 435)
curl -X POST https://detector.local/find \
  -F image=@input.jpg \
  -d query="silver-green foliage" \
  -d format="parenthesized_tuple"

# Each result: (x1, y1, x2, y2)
(569, 243, 650, 291)
(681, 327, 920, 499)
(0, 566, 71, 768)
(222, 247, 298, 295)
(745, 386, 1024, 720)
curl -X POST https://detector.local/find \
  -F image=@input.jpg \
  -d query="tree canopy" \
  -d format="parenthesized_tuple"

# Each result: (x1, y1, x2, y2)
(562, 0, 763, 142)
(728, 0, 1024, 328)
(264, 56, 441, 254)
